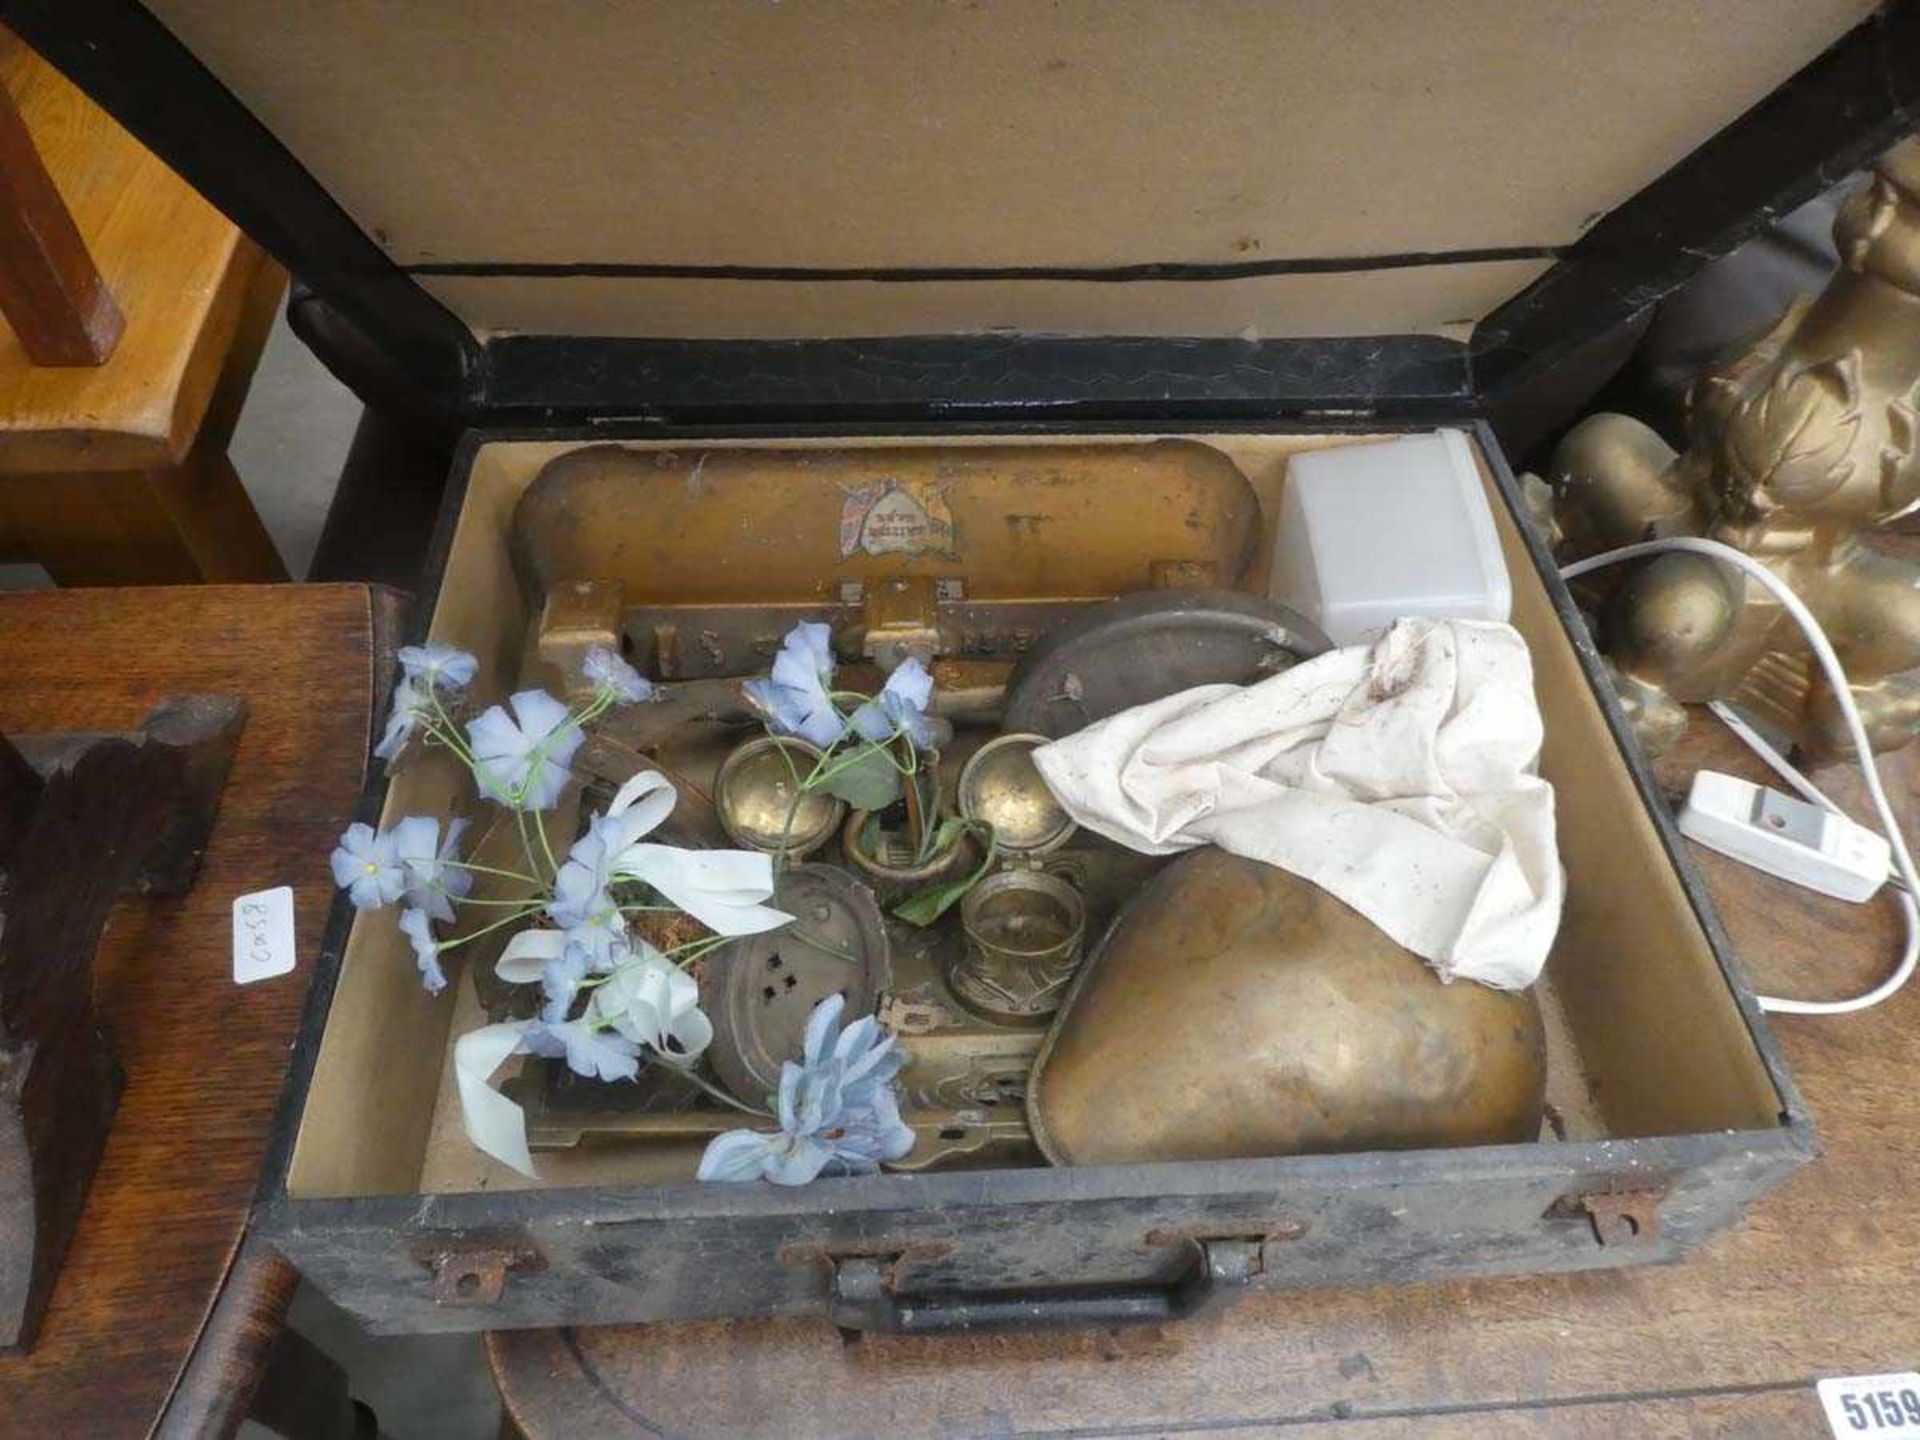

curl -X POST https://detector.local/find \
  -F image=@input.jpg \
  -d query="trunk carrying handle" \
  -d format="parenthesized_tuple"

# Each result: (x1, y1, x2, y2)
(827, 1238, 1259, 1335)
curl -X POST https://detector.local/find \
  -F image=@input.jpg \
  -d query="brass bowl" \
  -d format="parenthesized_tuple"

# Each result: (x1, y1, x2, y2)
(1029, 848, 1547, 1165)
(714, 736, 845, 859)
(956, 732, 1075, 856)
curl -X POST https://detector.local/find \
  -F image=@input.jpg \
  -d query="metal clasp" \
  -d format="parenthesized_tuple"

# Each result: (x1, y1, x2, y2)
(413, 1229, 547, 1308)
(1549, 1187, 1667, 1247)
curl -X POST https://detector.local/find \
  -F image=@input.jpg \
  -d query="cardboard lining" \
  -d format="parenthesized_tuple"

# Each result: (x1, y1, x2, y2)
(285, 429, 1783, 1201)
(142, 0, 1872, 341)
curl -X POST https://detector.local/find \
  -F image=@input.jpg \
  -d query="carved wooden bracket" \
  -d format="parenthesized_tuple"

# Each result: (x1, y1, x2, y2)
(0, 694, 244, 1352)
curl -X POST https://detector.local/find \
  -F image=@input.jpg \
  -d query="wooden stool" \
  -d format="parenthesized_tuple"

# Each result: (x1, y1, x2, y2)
(0, 31, 287, 585)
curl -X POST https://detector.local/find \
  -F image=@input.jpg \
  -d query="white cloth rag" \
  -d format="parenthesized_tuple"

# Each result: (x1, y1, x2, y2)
(1031, 617, 1562, 989)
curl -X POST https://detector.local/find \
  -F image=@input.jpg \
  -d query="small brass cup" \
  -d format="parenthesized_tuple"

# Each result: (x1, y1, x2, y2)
(952, 868, 1087, 1027)
(714, 736, 845, 859)
(841, 805, 981, 904)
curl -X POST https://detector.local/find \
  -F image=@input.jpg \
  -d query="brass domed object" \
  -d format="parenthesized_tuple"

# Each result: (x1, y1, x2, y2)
(1028, 849, 1547, 1166)
(1002, 589, 1329, 739)
(955, 733, 1076, 857)
(714, 736, 844, 859)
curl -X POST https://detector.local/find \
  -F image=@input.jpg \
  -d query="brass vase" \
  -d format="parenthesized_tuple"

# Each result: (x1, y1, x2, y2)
(1028, 849, 1547, 1166)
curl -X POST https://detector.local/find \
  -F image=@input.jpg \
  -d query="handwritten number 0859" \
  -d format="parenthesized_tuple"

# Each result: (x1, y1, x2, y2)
(239, 900, 276, 966)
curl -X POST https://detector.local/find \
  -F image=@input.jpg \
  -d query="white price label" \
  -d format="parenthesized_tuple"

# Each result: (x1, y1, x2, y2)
(1819, 1374, 1920, 1437)
(231, 886, 296, 985)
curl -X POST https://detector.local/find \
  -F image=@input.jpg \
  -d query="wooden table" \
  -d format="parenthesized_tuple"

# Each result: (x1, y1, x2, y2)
(0, 584, 398, 1440)
(491, 719, 1920, 1438)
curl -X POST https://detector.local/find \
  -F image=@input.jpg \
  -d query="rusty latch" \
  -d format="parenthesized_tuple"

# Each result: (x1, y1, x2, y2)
(1567, 1189, 1666, 1247)
(413, 1230, 547, 1308)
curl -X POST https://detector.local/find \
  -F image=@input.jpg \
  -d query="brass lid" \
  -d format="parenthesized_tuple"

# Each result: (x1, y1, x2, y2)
(956, 733, 1076, 857)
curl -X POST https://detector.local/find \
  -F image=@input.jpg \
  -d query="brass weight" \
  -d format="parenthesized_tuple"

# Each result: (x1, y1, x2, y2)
(1028, 849, 1547, 1166)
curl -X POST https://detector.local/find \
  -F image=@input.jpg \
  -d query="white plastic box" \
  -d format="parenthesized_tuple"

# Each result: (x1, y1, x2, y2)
(1271, 429, 1512, 646)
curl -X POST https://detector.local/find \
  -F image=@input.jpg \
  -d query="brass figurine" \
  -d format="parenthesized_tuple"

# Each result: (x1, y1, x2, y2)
(1550, 137, 1920, 758)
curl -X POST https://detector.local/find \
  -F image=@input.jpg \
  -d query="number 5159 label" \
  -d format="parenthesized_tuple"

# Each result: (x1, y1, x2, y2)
(1819, 1374, 1920, 1436)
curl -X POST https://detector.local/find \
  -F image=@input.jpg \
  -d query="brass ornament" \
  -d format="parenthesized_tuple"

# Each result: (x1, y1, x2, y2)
(952, 868, 1087, 1027)
(700, 864, 891, 1106)
(954, 733, 1075, 855)
(714, 735, 844, 859)
(1551, 137, 1920, 758)
(1028, 849, 1546, 1166)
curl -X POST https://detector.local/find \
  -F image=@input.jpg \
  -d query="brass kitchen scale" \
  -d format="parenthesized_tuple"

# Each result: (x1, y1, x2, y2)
(495, 439, 1328, 1171)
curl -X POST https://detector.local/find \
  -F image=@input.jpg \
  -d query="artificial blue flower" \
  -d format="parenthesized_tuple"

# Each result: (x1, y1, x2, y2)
(376, 647, 477, 764)
(743, 620, 846, 749)
(373, 677, 427, 762)
(523, 1017, 642, 1083)
(392, 815, 472, 923)
(696, 994, 915, 1185)
(398, 643, 478, 691)
(583, 646, 655, 705)
(566, 911, 629, 973)
(466, 689, 585, 811)
(831, 1081, 913, 1168)
(539, 943, 591, 1024)
(817, 1005, 908, 1105)
(849, 657, 936, 750)
(547, 813, 631, 970)
(398, 905, 447, 995)
(548, 815, 619, 928)
(330, 821, 407, 910)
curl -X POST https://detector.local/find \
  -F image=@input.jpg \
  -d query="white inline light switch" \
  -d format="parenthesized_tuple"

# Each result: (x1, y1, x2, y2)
(1680, 770, 1891, 903)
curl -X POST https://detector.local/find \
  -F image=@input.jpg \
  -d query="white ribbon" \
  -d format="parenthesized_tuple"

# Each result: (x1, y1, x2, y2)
(453, 1022, 538, 1178)
(602, 771, 793, 935)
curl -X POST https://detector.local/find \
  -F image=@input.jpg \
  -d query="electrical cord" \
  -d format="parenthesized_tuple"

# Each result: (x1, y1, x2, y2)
(1560, 536, 1920, 1016)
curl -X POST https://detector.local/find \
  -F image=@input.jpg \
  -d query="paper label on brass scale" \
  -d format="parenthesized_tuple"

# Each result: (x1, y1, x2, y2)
(839, 479, 957, 559)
